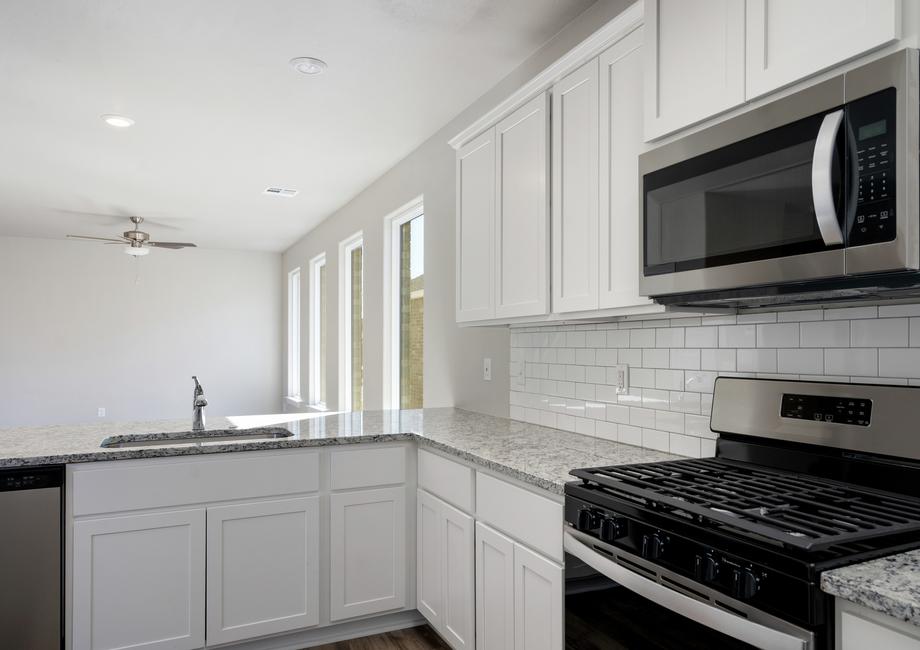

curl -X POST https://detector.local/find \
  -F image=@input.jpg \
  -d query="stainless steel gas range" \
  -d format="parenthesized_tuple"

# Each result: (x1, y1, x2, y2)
(564, 377, 920, 649)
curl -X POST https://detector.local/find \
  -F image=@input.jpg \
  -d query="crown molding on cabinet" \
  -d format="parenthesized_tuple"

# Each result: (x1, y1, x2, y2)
(447, 0, 644, 150)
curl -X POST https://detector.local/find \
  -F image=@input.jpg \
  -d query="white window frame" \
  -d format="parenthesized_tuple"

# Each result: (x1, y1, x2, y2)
(382, 196, 424, 410)
(308, 253, 327, 408)
(286, 267, 301, 401)
(337, 231, 364, 412)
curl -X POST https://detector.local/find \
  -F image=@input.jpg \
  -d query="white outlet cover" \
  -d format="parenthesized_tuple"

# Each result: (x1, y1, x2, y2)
(483, 357, 492, 381)
(97, 407, 106, 417)
(614, 364, 629, 394)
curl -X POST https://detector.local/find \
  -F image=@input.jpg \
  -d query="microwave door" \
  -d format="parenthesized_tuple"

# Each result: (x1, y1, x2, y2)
(641, 107, 848, 298)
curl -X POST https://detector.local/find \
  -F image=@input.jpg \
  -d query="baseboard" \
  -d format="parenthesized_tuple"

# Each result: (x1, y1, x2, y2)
(219, 610, 427, 650)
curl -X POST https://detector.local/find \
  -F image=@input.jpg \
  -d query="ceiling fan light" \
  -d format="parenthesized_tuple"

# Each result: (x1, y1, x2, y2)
(124, 246, 149, 256)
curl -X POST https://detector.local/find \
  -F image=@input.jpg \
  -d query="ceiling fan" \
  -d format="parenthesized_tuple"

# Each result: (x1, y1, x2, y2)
(67, 216, 196, 256)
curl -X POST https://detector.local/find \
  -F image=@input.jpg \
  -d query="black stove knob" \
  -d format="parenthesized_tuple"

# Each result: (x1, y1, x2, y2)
(575, 507, 599, 532)
(641, 533, 666, 560)
(599, 516, 626, 542)
(694, 555, 720, 583)
(731, 568, 760, 600)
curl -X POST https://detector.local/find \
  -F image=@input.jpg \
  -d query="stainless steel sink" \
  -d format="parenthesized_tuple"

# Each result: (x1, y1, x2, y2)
(100, 427, 294, 448)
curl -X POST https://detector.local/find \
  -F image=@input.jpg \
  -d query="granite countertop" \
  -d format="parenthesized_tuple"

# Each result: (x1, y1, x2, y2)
(0, 407, 679, 494)
(822, 550, 920, 627)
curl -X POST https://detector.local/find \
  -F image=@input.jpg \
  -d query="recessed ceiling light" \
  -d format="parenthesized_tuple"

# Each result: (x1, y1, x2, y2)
(289, 57, 327, 76)
(101, 114, 135, 128)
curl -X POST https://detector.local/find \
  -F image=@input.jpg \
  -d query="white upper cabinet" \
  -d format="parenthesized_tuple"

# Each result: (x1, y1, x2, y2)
(552, 58, 600, 313)
(494, 93, 550, 319)
(745, 0, 900, 100)
(598, 27, 654, 311)
(644, 0, 745, 140)
(456, 128, 496, 322)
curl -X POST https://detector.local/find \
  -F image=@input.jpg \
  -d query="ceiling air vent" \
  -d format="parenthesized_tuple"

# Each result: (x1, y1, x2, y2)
(263, 187, 299, 197)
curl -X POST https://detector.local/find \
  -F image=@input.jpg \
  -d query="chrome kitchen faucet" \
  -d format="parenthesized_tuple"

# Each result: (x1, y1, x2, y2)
(192, 375, 207, 431)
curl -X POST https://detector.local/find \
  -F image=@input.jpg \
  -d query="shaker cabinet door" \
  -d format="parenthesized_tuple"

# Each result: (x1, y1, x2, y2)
(72, 509, 206, 650)
(745, 0, 899, 100)
(476, 522, 515, 650)
(206, 496, 319, 645)
(644, 0, 745, 140)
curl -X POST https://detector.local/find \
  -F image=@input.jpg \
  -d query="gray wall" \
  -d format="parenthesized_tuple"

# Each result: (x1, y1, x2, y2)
(0, 237, 282, 426)
(283, 0, 633, 417)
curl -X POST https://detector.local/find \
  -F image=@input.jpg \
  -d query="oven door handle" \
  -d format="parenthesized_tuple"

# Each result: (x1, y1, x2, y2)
(564, 532, 808, 650)
(811, 108, 846, 247)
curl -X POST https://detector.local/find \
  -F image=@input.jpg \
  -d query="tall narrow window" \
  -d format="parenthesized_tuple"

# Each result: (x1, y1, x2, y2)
(384, 199, 424, 409)
(308, 253, 327, 407)
(339, 233, 364, 411)
(287, 267, 301, 400)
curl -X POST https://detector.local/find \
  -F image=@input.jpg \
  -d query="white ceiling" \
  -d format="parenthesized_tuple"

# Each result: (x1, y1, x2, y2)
(0, 0, 593, 251)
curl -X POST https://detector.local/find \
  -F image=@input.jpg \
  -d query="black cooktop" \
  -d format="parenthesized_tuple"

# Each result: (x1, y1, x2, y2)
(570, 457, 920, 552)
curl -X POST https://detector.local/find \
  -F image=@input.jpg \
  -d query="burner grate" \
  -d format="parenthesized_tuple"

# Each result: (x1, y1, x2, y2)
(571, 458, 920, 551)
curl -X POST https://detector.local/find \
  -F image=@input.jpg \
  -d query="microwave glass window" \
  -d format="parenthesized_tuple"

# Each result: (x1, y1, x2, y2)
(645, 110, 843, 275)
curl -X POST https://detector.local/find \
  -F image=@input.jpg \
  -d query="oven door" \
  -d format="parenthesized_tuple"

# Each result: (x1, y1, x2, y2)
(564, 531, 816, 650)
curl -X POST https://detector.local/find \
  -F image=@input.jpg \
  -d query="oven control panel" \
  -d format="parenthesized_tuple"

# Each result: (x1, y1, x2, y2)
(781, 393, 872, 426)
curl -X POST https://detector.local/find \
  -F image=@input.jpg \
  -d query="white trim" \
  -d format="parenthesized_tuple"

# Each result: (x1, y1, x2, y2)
(286, 267, 301, 400)
(447, 0, 645, 149)
(308, 252, 327, 409)
(337, 231, 364, 412)
(382, 196, 424, 410)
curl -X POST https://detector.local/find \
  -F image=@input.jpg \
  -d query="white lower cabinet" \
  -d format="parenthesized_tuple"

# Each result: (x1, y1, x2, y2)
(72, 509, 206, 650)
(330, 486, 407, 621)
(417, 489, 475, 649)
(475, 522, 563, 650)
(837, 599, 920, 649)
(205, 496, 320, 645)
(475, 522, 515, 650)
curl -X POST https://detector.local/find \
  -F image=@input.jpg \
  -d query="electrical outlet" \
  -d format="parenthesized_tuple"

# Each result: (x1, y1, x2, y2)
(97, 407, 106, 417)
(613, 364, 629, 394)
(483, 357, 492, 381)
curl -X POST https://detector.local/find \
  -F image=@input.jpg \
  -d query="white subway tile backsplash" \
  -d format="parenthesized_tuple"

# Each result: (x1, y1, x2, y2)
(655, 410, 684, 433)
(738, 349, 777, 373)
(851, 318, 908, 347)
(879, 348, 920, 378)
(757, 323, 799, 348)
(824, 348, 877, 376)
(655, 369, 685, 391)
(777, 309, 824, 322)
(607, 330, 630, 348)
(686, 326, 718, 348)
(642, 429, 670, 452)
(719, 325, 756, 348)
(510, 303, 920, 457)
(643, 348, 670, 368)
(670, 433, 701, 458)
(630, 329, 655, 348)
(670, 348, 701, 370)
(800, 321, 849, 348)
(825, 306, 878, 320)
(701, 349, 737, 371)
(776, 348, 824, 374)
(656, 328, 685, 348)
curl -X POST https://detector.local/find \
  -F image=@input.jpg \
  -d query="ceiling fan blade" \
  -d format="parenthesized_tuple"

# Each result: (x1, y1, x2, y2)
(148, 242, 197, 249)
(66, 234, 129, 243)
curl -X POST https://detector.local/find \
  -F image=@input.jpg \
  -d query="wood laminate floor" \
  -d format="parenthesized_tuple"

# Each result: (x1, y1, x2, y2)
(309, 625, 450, 650)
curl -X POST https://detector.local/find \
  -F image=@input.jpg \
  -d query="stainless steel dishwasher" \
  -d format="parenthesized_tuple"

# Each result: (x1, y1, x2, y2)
(0, 465, 63, 649)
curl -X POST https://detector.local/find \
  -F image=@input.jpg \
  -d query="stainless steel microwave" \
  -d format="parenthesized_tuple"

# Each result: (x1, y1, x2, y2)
(639, 49, 919, 309)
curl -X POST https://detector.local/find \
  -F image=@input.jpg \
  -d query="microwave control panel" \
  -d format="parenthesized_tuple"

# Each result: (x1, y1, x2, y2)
(848, 87, 897, 246)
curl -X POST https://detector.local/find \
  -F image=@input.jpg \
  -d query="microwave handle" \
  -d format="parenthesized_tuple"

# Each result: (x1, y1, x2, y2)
(811, 109, 846, 246)
(564, 531, 809, 650)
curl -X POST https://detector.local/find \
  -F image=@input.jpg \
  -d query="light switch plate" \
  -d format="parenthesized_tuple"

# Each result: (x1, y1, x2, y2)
(613, 364, 629, 394)
(483, 357, 492, 381)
